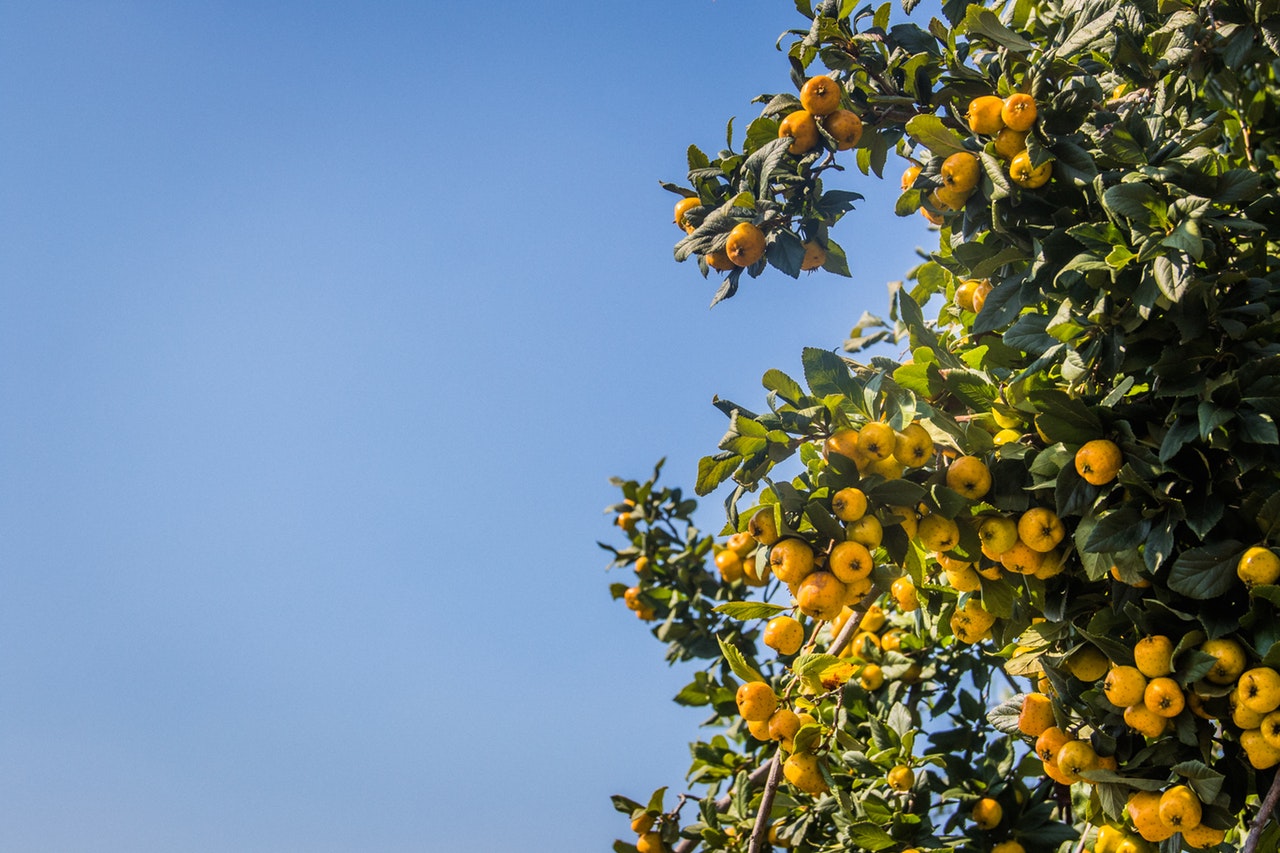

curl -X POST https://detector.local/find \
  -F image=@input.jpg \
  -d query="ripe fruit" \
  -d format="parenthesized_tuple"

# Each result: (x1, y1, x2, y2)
(736, 681, 778, 722)
(1144, 677, 1185, 718)
(1158, 785, 1202, 830)
(1239, 666, 1280, 713)
(1181, 824, 1227, 849)
(859, 664, 885, 690)
(848, 515, 883, 549)
(831, 487, 868, 522)
(1009, 150, 1052, 188)
(972, 797, 1003, 830)
(828, 540, 873, 583)
(725, 221, 767, 267)
(770, 538, 816, 585)
(1104, 666, 1148, 708)
(955, 278, 983, 311)
(967, 95, 1006, 134)
(941, 151, 981, 193)
(993, 127, 1028, 160)
(1242, 727, 1280, 768)
(1238, 545, 1280, 586)
(947, 456, 992, 499)
(1018, 692, 1055, 737)
(1001, 93, 1037, 131)
(715, 548, 744, 583)
(1127, 791, 1175, 842)
(673, 197, 699, 231)
(796, 571, 847, 621)
(887, 764, 914, 791)
(779, 110, 820, 154)
(978, 516, 1019, 558)
(991, 842, 1024, 853)
(705, 249, 735, 271)
(858, 422, 896, 461)
(800, 241, 826, 271)
(631, 813, 655, 834)
(894, 422, 934, 467)
(1201, 637, 1247, 684)
(1067, 645, 1109, 682)
(972, 278, 994, 313)
(901, 164, 921, 191)
(822, 109, 863, 150)
(636, 830, 666, 853)
(1133, 635, 1174, 677)
(767, 707, 802, 748)
(891, 576, 919, 611)
(1017, 507, 1065, 552)
(917, 514, 961, 552)
(999, 540, 1044, 575)
(783, 752, 828, 795)
(764, 615, 804, 656)
(1074, 439, 1123, 485)
(1056, 739, 1098, 783)
(799, 75, 841, 116)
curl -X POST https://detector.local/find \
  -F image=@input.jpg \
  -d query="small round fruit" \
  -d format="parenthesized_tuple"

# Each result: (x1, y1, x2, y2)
(891, 576, 919, 611)
(1201, 637, 1247, 684)
(822, 109, 863, 150)
(796, 570, 847, 621)
(1127, 790, 1175, 842)
(1055, 738, 1098, 783)
(1242, 726, 1280, 768)
(767, 707, 802, 747)
(783, 751, 829, 795)
(1067, 645, 1109, 682)
(1181, 824, 1227, 849)
(993, 127, 1028, 160)
(858, 422, 896, 461)
(736, 681, 778, 722)
(800, 74, 842, 116)
(941, 151, 981, 193)
(1158, 785, 1202, 830)
(631, 813, 655, 834)
(992, 842, 1025, 853)
(1124, 703, 1168, 738)
(705, 249, 735, 271)
(847, 515, 883, 549)
(831, 487, 868, 522)
(917, 514, 961, 552)
(1104, 665, 1148, 708)
(764, 615, 805, 656)
(674, 197, 699, 231)
(725, 221, 767, 267)
(967, 95, 1006, 134)
(1075, 438, 1123, 485)
(887, 765, 914, 791)
(636, 830, 666, 853)
(1001, 93, 1037, 131)
(1239, 666, 1280, 714)
(823, 428, 859, 461)
(1017, 507, 1065, 552)
(800, 241, 826, 271)
(1239, 545, 1280, 586)
(972, 278, 994, 312)
(947, 456, 992, 500)
(894, 422, 934, 467)
(972, 797, 1003, 830)
(955, 278, 983, 311)
(828, 540, 873, 583)
(770, 538, 816, 585)
(1144, 677, 1186, 718)
(715, 548, 744, 583)
(901, 164, 921, 191)
(779, 110, 820, 155)
(1134, 635, 1174, 678)
(1009, 150, 1051, 188)
(1018, 693, 1055, 737)
(1034, 726, 1069, 762)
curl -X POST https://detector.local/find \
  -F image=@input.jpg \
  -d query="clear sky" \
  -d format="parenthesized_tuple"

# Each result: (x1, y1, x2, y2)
(0, 2, 934, 851)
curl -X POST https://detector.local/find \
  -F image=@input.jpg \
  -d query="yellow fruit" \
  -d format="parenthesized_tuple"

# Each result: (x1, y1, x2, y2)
(715, 548, 744, 583)
(1033, 549, 1065, 579)
(1158, 785, 1202, 831)
(1239, 545, 1280, 586)
(860, 603, 887, 633)
(764, 615, 805, 656)
(993, 127, 1028, 160)
(1239, 666, 1280, 713)
(891, 576, 919, 611)
(736, 681, 778, 722)
(941, 151, 981, 193)
(944, 562, 983, 592)
(705, 249, 735, 271)
(1095, 825, 1126, 853)
(1074, 439, 1123, 485)
(725, 221, 767, 267)
(955, 278, 984, 311)
(631, 813, 655, 834)
(894, 422, 935, 467)
(1017, 507, 1066, 552)
(828, 540, 874, 583)
(972, 797, 1003, 830)
(930, 184, 972, 211)
(880, 627, 905, 651)
(866, 454, 904, 480)
(831, 487, 868, 522)
(636, 830, 666, 853)
(993, 427, 1021, 446)
(972, 278, 994, 313)
(1181, 823, 1227, 849)
(967, 95, 1006, 134)
(779, 109, 820, 155)
(783, 752, 829, 795)
(847, 515, 883, 549)
(991, 842, 1024, 853)
(796, 570, 847, 621)
(1143, 677, 1185, 718)
(768, 707, 802, 748)
(1201, 637, 1247, 684)
(1034, 726, 1069, 762)
(860, 663, 885, 690)
(822, 109, 863, 150)
(800, 241, 826, 271)
(1067, 645, 1109, 682)
(947, 456, 992, 499)
(1243, 727, 1280, 768)
(1262, 710, 1280, 748)
(823, 428, 859, 461)
(770, 538, 815, 585)
(799, 74, 841, 116)
(1056, 739, 1098, 783)
(901, 164, 921, 191)
(674, 197, 700, 231)
(992, 407, 1022, 429)
(978, 516, 1019, 558)
(917, 514, 961, 552)
(999, 540, 1045, 575)
(1232, 689, 1266, 729)
(920, 205, 945, 226)
(1103, 665, 1148, 708)
(1018, 692, 1055, 737)
(858, 422, 896, 461)
(623, 586, 643, 610)
(887, 764, 914, 791)
(1133, 635, 1174, 678)
(1127, 791, 1175, 842)
(1001, 93, 1037, 131)
(1009, 149, 1052, 188)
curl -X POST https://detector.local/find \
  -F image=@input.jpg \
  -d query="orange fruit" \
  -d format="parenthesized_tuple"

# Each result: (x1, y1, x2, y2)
(993, 127, 1028, 159)
(705, 249, 735, 271)
(822, 109, 863, 150)
(901, 164, 921, 191)
(1074, 439, 1123, 485)
(1009, 149, 1051, 188)
(800, 75, 842, 116)
(941, 151, 981, 193)
(673, 197, 700, 231)
(1001, 93, 1037, 131)
(779, 110, 820, 154)
(967, 95, 1005, 134)
(725, 221, 767, 267)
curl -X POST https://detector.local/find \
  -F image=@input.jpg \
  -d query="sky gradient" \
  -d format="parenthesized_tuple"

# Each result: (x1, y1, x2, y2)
(0, 2, 936, 850)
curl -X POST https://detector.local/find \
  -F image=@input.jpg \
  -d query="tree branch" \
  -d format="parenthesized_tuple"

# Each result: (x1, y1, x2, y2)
(1243, 770, 1280, 853)
(746, 752, 784, 853)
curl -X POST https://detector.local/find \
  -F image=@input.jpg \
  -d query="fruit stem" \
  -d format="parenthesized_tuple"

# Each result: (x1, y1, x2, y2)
(1243, 768, 1280, 853)
(746, 752, 783, 853)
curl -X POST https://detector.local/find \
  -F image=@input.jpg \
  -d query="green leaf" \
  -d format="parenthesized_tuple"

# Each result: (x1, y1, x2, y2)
(1171, 761, 1224, 804)
(696, 452, 740, 496)
(1083, 506, 1150, 553)
(763, 369, 807, 407)
(963, 5, 1034, 51)
(718, 635, 766, 683)
(904, 114, 969, 157)
(845, 823, 896, 851)
(713, 602, 787, 620)
(987, 694, 1024, 735)
(1167, 541, 1244, 600)
(802, 347, 859, 398)
(645, 786, 667, 814)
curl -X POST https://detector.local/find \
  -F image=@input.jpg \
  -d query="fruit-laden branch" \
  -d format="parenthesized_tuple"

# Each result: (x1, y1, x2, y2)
(746, 753, 783, 853)
(1243, 770, 1280, 853)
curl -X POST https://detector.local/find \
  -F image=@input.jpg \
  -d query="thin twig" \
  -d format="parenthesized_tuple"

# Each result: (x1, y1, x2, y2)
(1243, 769, 1280, 853)
(746, 752, 784, 853)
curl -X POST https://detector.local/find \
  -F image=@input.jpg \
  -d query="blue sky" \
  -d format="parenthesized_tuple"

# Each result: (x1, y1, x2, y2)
(0, 2, 934, 850)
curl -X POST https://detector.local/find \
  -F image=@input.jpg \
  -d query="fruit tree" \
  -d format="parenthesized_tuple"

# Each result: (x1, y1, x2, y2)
(602, 1, 1280, 852)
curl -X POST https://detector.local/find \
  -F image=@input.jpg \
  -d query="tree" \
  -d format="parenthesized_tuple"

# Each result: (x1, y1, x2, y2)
(603, 1, 1280, 851)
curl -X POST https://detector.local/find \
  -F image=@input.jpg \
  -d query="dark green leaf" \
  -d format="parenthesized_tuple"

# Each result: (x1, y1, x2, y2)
(1167, 541, 1245, 600)
(713, 602, 787, 620)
